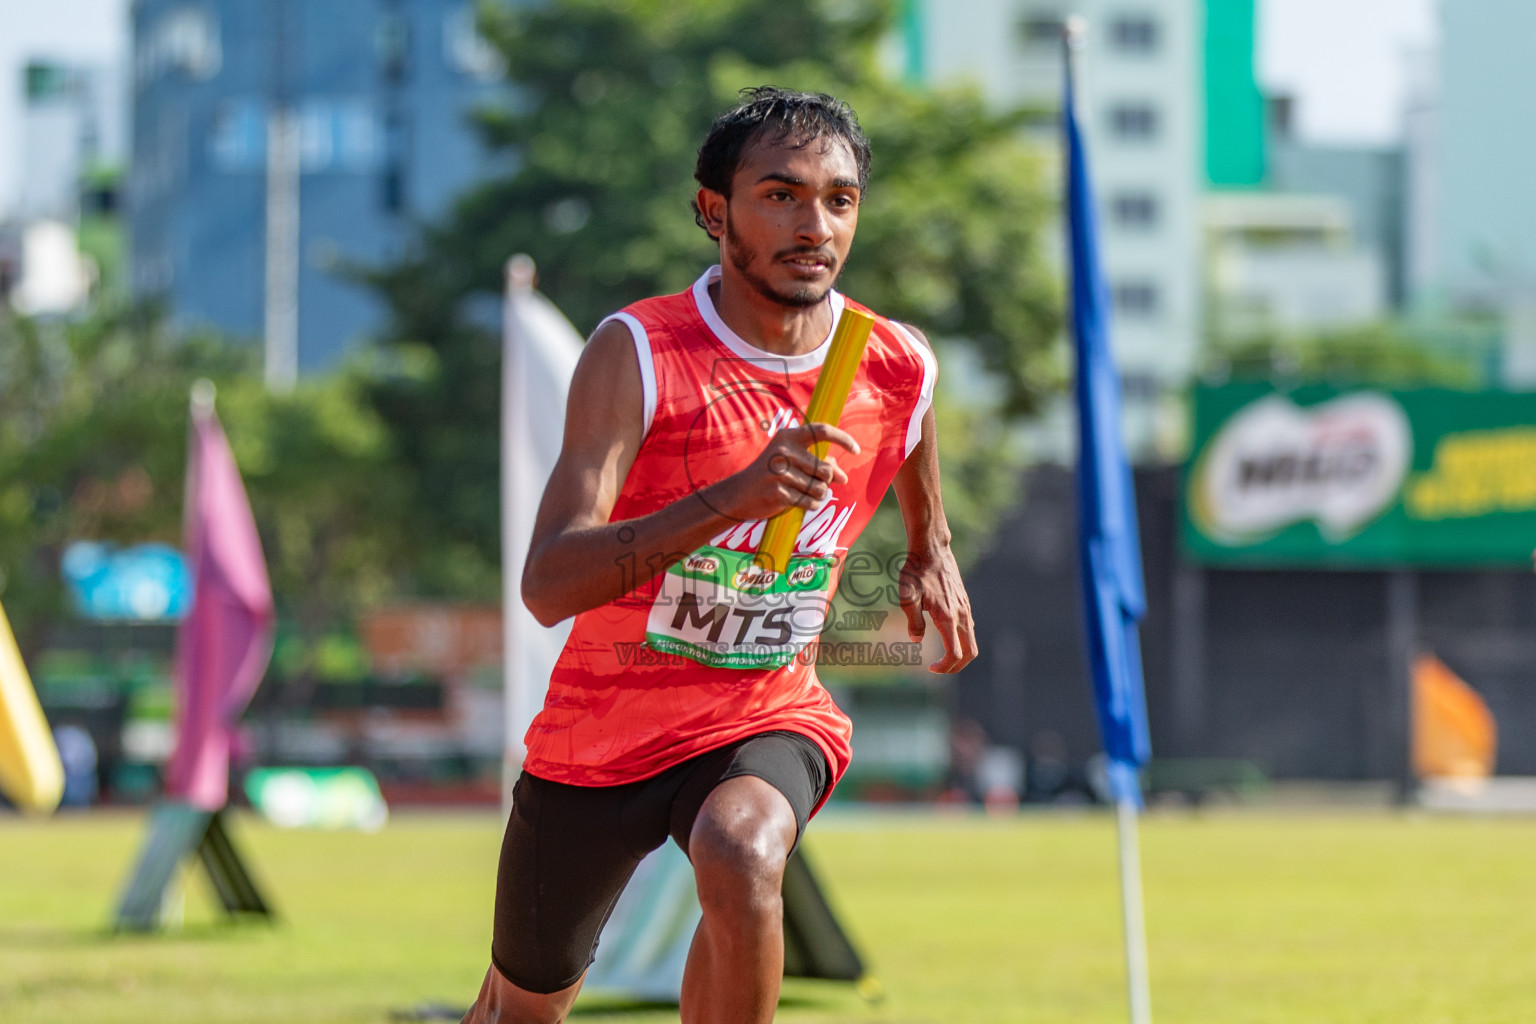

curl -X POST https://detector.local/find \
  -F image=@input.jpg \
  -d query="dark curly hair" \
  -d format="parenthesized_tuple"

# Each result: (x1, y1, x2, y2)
(692, 86, 872, 241)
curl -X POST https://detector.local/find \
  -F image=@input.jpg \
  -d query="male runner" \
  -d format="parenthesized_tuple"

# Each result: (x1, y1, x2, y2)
(464, 86, 978, 1024)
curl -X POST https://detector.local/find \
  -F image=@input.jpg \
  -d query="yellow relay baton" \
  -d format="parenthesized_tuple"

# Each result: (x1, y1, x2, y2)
(754, 307, 875, 574)
(0, 599, 63, 814)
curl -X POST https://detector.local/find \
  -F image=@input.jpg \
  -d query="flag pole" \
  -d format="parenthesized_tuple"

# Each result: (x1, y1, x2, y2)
(1116, 796, 1152, 1024)
(191, 378, 216, 417)
(1064, 16, 1153, 1023)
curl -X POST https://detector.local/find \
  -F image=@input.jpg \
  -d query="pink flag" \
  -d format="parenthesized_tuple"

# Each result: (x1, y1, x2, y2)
(163, 390, 274, 812)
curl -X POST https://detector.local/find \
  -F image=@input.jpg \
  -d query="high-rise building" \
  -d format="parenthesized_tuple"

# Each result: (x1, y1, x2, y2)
(129, 0, 508, 372)
(1425, 0, 1536, 313)
(3, 60, 125, 315)
(1204, 191, 1385, 339)
(19, 60, 127, 221)
(1266, 106, 1406, 312)
(1402, 45, 1438, 309)
(1202, 0, 1263, 188)
(906, 0, 1204, 456)
(1395, 1, 1536, 385)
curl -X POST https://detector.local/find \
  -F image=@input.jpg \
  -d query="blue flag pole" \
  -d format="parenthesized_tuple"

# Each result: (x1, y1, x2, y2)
(1063, 18, 1153, 1024)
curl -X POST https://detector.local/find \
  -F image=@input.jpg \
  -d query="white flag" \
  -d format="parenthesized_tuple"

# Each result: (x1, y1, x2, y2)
(501, 256, 583, 808)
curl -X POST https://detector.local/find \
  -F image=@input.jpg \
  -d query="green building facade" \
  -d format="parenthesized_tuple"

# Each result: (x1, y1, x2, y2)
(1204, 0, 1265, 187)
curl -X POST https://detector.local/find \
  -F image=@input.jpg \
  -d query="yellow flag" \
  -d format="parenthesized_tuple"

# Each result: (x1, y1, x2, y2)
(0, 600, 63, 813)
(1412, 653, 1496, 780)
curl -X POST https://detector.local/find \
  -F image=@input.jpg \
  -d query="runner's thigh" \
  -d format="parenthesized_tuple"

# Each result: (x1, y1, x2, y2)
(491, 772, 668, 994)
(667, 731, 830, 857)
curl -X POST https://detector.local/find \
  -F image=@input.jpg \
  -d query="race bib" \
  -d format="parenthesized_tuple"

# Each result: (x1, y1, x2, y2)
(645, 545, 835, 669)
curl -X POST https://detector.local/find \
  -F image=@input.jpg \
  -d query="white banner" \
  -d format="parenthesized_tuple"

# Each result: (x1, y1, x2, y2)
(501, 256, 583, 808)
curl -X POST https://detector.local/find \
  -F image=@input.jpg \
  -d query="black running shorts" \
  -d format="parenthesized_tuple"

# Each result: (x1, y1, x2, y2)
(489, 730, 830, 994)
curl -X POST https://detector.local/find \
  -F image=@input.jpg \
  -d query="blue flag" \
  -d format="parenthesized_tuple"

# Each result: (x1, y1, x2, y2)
(1064, 57, 1153, 808)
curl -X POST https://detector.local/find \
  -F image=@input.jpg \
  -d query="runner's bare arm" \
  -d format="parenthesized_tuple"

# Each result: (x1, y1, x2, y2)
(522, 319, 860, 626)
(891, 326, 979, 673)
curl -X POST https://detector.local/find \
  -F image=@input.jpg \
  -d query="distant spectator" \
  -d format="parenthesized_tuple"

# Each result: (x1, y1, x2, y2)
(54, 725, 98, 808)
(977, 745, 1023, 812)
(1024, 730, 1071, 803)
(941, 718, 989, 805)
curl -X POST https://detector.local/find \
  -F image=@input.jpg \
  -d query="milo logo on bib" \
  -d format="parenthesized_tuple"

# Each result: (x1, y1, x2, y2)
(786, 562, 820, 587)
(731, 564, 779, 590)
(684, 553, 720, 574)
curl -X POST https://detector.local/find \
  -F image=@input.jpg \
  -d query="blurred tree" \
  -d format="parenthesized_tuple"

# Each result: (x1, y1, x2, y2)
(0, 305, 411, 673)
(368, 0, 1061, 580)
(0, 306, 229, 650)
(1205, 321, 1488, 390)
(218, 361, 419, 676)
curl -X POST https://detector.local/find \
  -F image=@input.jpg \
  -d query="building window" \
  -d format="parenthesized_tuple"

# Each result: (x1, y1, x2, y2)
(208, 99, 266, 173)
(375, 13, 411, 81)
(1016, 11, 1065, 50)
(382, 112, 408, 213)
(381, 163, 406, 213)
(1113, 280, 1159, 317)
(1109, 14, 1158, 54)
(1110, 190, 1159, 229)
(1108, 102, 1158, 141)
(136, 7, 222, 86)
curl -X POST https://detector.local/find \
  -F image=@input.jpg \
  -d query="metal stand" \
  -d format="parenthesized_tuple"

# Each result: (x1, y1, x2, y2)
(114, 803, 274, 932)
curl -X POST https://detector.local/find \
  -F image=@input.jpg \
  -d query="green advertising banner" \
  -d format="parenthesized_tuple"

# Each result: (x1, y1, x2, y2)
(1182, 383, 1536, 567)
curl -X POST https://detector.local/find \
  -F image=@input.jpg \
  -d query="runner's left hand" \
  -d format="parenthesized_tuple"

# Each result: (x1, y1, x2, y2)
(897, 546, 978, 673)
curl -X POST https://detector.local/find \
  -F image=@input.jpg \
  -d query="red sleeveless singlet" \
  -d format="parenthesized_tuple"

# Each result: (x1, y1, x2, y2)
(521, 266, 936, 803)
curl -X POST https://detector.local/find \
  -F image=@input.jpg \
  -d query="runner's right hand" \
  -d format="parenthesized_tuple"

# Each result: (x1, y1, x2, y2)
(706, 422, 859, 522)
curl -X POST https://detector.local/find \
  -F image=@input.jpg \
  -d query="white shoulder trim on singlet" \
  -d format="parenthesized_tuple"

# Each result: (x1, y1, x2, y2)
(891, 322, 938, 458)
(599, 312, 657, 443)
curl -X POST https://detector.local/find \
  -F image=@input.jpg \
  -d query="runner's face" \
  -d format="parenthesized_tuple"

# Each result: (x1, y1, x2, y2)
(717, 134, 861, 308)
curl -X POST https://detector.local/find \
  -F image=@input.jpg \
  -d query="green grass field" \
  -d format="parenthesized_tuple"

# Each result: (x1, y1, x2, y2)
(3, 808, 1535, 1023)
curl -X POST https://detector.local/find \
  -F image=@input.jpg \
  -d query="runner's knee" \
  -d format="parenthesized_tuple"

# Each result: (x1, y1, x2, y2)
(689, 797, 793, 909)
